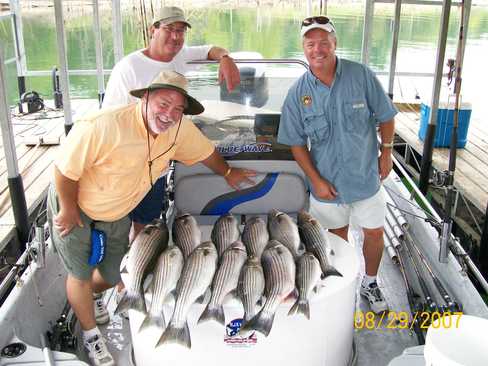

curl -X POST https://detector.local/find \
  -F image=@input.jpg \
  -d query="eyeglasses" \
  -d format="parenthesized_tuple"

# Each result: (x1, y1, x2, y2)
(301, 16, 333, 28)
(160, 25, 187, 36)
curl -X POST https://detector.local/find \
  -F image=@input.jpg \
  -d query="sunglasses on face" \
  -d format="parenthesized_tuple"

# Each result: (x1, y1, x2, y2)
(301, 16, 333, 28)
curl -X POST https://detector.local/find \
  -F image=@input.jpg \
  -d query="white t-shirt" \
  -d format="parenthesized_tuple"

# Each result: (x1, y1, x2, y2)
(102, 45, 212, 108)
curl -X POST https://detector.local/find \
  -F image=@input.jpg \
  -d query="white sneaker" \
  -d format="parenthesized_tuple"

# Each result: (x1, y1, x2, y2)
(93, 293, 109, 325)
(360, 281, 389, 313)
(84, 334, 115, 366)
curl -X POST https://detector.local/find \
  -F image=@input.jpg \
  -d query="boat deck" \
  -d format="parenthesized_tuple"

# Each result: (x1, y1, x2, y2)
(394, 103, 488, 214)
(0, 99, 98, 252)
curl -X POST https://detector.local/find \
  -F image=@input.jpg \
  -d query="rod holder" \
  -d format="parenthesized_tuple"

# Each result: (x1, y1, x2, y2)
(439, 220, 452, 263)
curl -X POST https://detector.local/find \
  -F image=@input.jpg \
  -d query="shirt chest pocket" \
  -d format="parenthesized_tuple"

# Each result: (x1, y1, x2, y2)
(344, 99, 371, 133)
(303, 112, 330, 144)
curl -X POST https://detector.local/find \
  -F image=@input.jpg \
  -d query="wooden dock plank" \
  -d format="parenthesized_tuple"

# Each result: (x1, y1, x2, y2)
(0, 99, 98, 250)
(394, 105, 488, 212)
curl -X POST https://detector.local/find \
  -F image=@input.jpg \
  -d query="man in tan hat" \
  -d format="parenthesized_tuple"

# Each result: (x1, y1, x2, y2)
(103, 5, 241, 248)
(47, 71, 254, 366)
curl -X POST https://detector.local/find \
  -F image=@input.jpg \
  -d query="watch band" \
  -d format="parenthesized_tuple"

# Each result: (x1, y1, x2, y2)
(381, 142, 394, 148)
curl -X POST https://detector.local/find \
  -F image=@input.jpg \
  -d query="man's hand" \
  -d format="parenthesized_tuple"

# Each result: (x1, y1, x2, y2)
(218, 56, 240, 92)
(54, 206, 83, 237)
(312, 177, 338, 201)
(378, 150, 393, 180)
(224, 167, 256, 190)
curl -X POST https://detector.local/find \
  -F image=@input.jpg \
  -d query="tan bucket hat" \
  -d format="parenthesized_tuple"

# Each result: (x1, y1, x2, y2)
(151, 6, 191, 28)
(130, 71, 204, 115)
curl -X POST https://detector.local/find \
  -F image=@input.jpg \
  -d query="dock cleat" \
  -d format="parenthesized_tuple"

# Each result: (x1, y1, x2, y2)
(93, 293, 109, 325)
(360, 281, 389, 314)
(84, 334, 115, 366)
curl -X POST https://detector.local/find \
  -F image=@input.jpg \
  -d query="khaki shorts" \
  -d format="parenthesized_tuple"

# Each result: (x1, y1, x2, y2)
(309, 187, 386, 230)
(47, 184, 130, 285)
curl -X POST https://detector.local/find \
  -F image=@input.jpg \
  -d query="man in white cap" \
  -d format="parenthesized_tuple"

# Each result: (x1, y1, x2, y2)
(48, 71, 254, 366)
(278, 16, 397, 313)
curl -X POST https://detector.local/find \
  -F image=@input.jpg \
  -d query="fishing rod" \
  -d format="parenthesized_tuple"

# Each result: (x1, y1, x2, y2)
(439, 0, 466, 264)
(386, 202, 462, 312)
(394, 241, 425, 344)
(386, 213, 438, 313)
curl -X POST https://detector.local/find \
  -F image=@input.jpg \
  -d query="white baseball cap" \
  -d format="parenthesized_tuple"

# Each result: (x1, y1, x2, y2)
(300, 16, 336, 37)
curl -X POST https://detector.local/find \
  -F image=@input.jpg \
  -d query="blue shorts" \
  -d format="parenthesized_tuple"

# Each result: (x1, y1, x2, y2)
(129, 176, 166, 224)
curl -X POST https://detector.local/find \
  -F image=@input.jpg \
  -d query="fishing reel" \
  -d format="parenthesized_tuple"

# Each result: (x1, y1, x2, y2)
(20, 91, 44, 114)
(46, 302, 77, 352)
(431, 169, 449, 188)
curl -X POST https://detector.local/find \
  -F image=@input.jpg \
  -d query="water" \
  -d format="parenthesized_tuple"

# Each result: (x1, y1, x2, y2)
(1, 4, 487, 118)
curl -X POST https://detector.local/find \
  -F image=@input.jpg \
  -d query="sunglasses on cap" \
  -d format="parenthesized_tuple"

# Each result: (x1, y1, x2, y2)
(301, 16, 333, 28)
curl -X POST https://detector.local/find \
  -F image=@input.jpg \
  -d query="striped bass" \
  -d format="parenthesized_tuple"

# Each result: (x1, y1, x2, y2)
(198, 241, 247, 325)
(157, 241, 218, 348)
(288, 252, 322, 319)
(115, 219, 169, 314)
(172, 213, 201, 259)
(268, 209, 301, 258)
(238, 257, 265, 322)
(297, 210, 342, 279)
(240, 240, 295, 337)
(211, 213, 240, 257)
(139, 246, 184, 334)
(242, 217, 269, 259)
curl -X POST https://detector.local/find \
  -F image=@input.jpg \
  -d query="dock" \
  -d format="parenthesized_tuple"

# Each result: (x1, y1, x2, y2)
(0, 99, 98, 252)
(393, 103, 487, 244)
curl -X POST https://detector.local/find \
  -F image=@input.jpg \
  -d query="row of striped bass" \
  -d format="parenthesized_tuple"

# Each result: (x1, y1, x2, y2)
(158, 241, 218, 348)
(211, 213, 240, 257)
(198, 241, 248, 325)
(115, 219, 169, 315)
(240, 240, 296, 336)
(297, 211, 342, 279)
(139, 246, 184, 332)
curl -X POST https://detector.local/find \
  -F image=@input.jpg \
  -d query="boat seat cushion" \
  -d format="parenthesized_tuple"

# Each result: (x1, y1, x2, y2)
(174, 172, 307, 215)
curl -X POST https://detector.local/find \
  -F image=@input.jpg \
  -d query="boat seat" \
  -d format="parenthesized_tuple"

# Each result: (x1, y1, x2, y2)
(173, 161, 307, 216)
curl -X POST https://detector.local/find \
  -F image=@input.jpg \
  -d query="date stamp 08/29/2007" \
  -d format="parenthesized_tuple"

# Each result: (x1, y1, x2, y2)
(354, 311, 463, 330)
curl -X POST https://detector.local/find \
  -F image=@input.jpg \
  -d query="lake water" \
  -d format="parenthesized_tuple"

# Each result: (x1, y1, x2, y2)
(1, 4, 487, 118)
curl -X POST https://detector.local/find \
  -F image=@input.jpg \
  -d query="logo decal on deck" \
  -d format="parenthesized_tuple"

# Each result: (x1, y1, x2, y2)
(224, 318, 257, 347)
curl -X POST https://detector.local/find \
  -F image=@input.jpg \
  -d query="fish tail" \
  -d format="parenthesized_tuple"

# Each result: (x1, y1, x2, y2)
(138, 312, 166, 332)
(156, 321, 191, 349)
(321, 265, 343, 279)
(198, 304, 225, 325)
(292, 300, 311, 320)
(114, 292, 146, 315)
(240, 309, 275, 337)
(288, 299, 299, 316)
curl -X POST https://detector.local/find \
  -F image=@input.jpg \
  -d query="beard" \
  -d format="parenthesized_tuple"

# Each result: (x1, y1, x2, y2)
(148, 114, 176, 134)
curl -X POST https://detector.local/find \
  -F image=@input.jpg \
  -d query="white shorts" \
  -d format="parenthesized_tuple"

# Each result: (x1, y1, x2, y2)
(309, 187, 386, 229)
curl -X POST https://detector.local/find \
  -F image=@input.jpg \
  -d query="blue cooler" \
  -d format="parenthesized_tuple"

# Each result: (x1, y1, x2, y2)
(418, 101, 472, 148)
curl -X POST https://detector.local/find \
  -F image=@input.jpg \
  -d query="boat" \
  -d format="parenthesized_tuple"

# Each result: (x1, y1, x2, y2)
(1, 54, 488, 366)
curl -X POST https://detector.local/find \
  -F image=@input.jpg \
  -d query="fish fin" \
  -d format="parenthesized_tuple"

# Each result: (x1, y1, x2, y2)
(120, 265, 128, 274)
(164, 290, 176, 303)
(138, 313, 166, 332)
(256, 297, 263, 307)
(313, 285, 319, 294)
(288, 299, 310, 319)
(196, 294, 206, 304)
(321, 265, 343, 279)
(115, 290, 147, 315)
(198, 304, 225, 325)
(329, 248, 335, 256)
(157, 321, 191, 349)
(240, 309, 275, 337)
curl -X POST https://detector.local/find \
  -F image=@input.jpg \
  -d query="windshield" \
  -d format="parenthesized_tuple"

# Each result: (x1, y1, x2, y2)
(186, 60, 307, 160)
